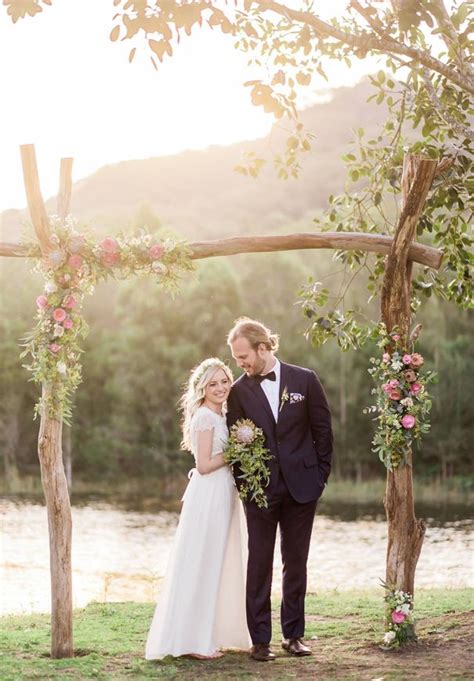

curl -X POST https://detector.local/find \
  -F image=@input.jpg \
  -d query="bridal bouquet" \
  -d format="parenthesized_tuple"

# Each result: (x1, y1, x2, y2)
(223, 419, 273, 509)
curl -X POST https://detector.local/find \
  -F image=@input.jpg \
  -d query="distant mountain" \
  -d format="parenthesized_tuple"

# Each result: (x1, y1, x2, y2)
(1, 80, 385, 242)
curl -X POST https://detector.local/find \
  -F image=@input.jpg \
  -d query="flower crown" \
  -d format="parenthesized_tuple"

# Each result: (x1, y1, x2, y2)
(192, 358, 229, 389)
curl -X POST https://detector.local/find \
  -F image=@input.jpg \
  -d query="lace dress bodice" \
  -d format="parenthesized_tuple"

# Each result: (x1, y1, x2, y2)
(190, 406, 228, 460)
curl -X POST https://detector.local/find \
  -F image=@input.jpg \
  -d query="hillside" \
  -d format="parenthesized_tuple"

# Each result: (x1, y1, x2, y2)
(1, 80, 384, 242)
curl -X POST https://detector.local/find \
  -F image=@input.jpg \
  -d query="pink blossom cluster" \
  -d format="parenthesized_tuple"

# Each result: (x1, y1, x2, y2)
(380, 347, 426, 430)
(36, 234, 87, 358)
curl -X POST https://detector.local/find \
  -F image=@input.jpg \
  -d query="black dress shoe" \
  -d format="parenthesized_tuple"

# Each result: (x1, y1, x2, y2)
(250, 643, 276, 661)
(281, 637, 312, 656)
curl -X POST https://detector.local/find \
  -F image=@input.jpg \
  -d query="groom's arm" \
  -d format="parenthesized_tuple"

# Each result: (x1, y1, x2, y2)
(307, 370, 333, 485)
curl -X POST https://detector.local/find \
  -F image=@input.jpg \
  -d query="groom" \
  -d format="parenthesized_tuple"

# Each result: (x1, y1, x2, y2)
(227, 317, 333, 662)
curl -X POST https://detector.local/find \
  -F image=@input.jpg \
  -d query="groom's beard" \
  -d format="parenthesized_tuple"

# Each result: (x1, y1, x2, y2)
(244, 357, 266, 377)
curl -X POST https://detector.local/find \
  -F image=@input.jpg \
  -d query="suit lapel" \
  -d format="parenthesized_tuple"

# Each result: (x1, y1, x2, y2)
(243, 374, 276, 426)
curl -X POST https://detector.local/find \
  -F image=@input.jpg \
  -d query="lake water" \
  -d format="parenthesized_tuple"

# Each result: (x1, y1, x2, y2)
(1, 497, 472, 616)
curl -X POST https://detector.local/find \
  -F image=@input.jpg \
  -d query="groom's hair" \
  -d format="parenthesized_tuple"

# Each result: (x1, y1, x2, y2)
(227, 317, 280, 352)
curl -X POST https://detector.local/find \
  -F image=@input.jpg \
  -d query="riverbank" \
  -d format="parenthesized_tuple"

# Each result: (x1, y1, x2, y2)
(1, 589, 472, 680)
(2, 475, 473, 516)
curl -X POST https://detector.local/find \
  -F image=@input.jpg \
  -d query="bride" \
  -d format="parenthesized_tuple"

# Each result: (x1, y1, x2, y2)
(145, 357, 251, 660)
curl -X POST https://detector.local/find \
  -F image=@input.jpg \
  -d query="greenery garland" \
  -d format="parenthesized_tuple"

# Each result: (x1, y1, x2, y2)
(365, 325, 436, 470)
(20, 215, 194, 424)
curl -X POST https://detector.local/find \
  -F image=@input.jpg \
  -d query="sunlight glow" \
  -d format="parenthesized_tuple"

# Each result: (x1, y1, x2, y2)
(0, 0, 376, 212)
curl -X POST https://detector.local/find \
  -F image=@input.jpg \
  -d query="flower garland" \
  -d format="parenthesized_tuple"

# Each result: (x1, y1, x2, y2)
(382, 582, 415, 648)
(365, 325, 436, 470)
(20, 215, 194, 424)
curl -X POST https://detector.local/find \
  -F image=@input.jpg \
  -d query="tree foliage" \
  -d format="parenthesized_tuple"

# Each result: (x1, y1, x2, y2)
(6, 0, 472, 336)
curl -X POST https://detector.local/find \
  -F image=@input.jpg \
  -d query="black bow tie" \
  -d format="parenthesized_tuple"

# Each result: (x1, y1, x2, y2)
(255, 370, 276, 383)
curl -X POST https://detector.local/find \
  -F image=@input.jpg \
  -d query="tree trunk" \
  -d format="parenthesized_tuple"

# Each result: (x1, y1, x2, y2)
(38, 385, 73, 658)
(381, 154, 438, 633)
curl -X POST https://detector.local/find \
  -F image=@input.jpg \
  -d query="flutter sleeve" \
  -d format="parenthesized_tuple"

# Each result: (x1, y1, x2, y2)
(191, 408, 216, 433)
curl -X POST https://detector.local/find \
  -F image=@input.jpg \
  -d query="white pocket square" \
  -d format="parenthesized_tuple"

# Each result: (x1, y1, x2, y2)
(289, 392, 305, 404)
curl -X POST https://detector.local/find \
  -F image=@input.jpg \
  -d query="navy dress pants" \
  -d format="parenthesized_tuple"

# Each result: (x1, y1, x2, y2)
(244, 471, 318, 644)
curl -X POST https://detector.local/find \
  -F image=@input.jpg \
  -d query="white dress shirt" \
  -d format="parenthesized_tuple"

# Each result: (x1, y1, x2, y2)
(259, 358, 281, 422)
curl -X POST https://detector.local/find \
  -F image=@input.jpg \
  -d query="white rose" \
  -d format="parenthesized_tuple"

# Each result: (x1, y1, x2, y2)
(384, 630, 396, 645)
(53, 325, 65, 337)
(45, 281, 58, 294)
(57, 361, 67, 375)
(400, 603, 411, 615)
(152, 261, 168, 275)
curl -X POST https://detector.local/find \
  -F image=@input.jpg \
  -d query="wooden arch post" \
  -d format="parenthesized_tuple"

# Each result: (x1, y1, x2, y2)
(20, 144, 74, 658)
(381, 154, 439, 605)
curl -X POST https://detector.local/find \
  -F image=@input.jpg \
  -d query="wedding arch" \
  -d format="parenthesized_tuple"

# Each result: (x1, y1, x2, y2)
(1, 143, 445, 658)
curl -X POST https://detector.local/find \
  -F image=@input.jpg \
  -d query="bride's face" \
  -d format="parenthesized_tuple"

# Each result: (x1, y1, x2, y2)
(204, 368, 231, 407)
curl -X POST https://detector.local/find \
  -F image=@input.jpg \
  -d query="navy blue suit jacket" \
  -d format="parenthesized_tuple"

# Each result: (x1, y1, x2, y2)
(227, 361, 333, 504)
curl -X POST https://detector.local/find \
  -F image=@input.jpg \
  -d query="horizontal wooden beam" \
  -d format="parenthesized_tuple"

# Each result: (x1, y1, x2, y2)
(0, 242, 33, 257)
(0, 231, 443, 268)
(189, 232, 443, 269)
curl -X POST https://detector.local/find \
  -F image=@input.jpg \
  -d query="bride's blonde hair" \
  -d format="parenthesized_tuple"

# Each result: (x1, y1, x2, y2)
(180, 358, 233, 451)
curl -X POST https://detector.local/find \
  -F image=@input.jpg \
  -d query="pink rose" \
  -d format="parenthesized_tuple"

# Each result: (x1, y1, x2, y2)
(382, 353, 391, 363)
(401, 414, 416, 429)
(68, 235, 85, 253)
(392, 610, 406, 624)
(404, 369, 417, 383)
(49, 343, 61, 354)
(36, 295, 49, 310)
(382, 383, 391, 394)
(101, 252, 121, 267)
(149, 244, 164, 260)
(68, 254, 83, 270)
(392, 334, 400, 341)
(63, 318, 74, 329)
(411, 353, 424, 368)
(402, 354, 412, 365)
(389, 389, 402, 401)
(410, 383, 422, 395)
(388, 379, 399, 389)
(53, 308, 67, 323)
(63, 295, 77, 309)
(100, 237, 120, 253)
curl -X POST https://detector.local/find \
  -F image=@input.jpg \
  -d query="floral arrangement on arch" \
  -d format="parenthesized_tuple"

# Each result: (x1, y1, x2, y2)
(382, 582, 415, 648)
(20, 215, 194, 424)
(365, 324, 436, 470)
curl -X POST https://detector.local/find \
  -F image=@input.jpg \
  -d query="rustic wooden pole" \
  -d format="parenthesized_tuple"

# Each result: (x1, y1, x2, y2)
(21, 145, 74, 658)
(58, 158, 74, 493)
(380, 154, 439, 633)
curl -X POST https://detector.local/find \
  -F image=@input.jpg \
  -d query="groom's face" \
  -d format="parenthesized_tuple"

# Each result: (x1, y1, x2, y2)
(230, 337, 267, 377)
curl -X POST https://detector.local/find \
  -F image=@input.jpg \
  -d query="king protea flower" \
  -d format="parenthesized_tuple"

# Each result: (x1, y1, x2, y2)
(235, 420, 256, 444)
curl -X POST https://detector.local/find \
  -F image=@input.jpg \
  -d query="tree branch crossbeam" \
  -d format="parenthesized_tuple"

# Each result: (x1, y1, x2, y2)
(0, 232, 443, 270)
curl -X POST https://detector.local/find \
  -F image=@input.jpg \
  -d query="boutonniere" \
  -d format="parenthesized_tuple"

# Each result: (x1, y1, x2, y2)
(279, 385, 289, 412)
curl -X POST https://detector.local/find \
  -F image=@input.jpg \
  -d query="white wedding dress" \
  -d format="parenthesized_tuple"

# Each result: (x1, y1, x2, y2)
(145, 405, 251, 659)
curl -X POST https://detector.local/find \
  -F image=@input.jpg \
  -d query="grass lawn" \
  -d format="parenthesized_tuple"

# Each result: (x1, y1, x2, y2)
(1, 589, 473, 680)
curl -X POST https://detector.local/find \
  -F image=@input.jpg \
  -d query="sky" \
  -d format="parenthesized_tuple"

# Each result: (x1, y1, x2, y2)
(0, 0, 377, 213)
